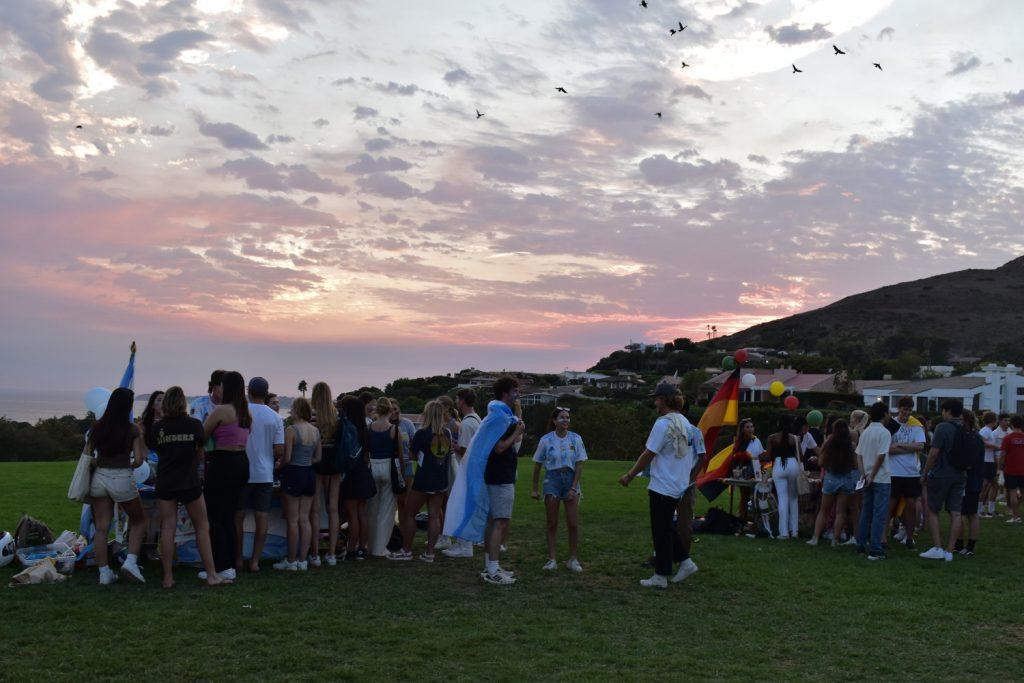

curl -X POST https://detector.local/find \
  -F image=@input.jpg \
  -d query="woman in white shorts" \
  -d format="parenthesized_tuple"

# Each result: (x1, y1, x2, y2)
(87, 387, 149, 585)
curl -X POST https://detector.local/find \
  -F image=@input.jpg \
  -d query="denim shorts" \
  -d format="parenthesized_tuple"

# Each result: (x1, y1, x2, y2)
(822, 470, 859, 496)
(542, 467, 580, 500)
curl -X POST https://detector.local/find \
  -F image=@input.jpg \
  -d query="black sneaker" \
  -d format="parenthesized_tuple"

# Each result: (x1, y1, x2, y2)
(904, 540, 917, 551)
(355, 547, 367, 561)
(867, 552, 886, 561)
(959, 548, 974, 557)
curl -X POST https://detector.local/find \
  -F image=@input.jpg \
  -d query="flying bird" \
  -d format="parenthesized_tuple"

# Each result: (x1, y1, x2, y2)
(833, 45, 845, 55)
(792, 64, 802, 73)
(655, 112, 662, 118)
(681, 61, 690, 69)
(75, 124, 83, 129)
(639, 0, 647, 8)
(679, 22, 687, 31)
(873, 62, 883, 70)
(475, 109, 484, 119)
(670, 28, 676, 35)
(555, 87, 567, 94)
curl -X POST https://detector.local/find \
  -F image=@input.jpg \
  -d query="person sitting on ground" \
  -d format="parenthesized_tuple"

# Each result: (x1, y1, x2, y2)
(919, 399, 967, 562)
(531, 406, 587, 573)
(153, 386, 226, 587)
(1000, 415, 1024, 524)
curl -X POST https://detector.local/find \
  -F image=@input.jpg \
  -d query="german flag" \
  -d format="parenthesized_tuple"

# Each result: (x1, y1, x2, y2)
(695, 368, 741, 500)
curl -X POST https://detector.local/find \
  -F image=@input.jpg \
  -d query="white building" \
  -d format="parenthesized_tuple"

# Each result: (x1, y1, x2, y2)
(965, 364, 1024, 414)
(862, 377, 989, 413)
(559, 371, 609, 385)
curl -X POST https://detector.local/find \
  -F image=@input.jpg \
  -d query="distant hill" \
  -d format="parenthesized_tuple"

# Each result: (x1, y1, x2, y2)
(715, 255, 1024, 361)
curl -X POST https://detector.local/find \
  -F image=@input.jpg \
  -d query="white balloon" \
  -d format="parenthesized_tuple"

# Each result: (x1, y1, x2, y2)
(132, 461, 151, 486)
(85, 387, 111, 416)
(742, 373, 757, 388)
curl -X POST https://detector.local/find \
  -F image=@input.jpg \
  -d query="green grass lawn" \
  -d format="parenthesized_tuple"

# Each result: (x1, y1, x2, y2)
(2, 460, 1022, 681)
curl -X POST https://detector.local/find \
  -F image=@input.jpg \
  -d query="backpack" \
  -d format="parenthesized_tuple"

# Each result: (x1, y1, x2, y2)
(324, 416, 362, 474)
(947, 422, 970, 472)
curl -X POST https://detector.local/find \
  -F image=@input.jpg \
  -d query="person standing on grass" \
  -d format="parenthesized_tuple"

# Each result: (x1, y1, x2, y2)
(619, 382, 696, 589)
(236, 377, 283, 573)
(808, 420, 860, 547)
(766, 415, 802, 540)
(955, 410, 986, 556)
(191, 369, 226, 425)
(274, 398, 321, 571)
(919, 400, 967, 562)
(202, 371, 251, 581)
(87, 387, 149, 585)
(481, 377, 526, 585)
(309, 382, 342, 567)
(988, 413, 1012, 517)
(153, 386, 226, 588)
(340, 395, 374, 560)
(731, 419, 765, 529)
(855, 402, 892, 560)
(139, 390, 165, 455)
(442, 388, 481, 559)
(885, 396, 927, 550)
(391, 401, 453, 562)
(531, 407, 587, 573)
(366, 399, 403, 557)
(999, 415, 1024, 524)
(673, 410, 706, 580)
(978, 412, 999, 518)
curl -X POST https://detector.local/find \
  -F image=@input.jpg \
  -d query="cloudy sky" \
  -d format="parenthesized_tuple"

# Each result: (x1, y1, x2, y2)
(1, 0, 1022, 395)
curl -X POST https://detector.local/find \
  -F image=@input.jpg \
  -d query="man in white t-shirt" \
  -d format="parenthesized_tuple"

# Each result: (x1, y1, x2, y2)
(885, 397, 927, 549)
(234, 376, 284, 572)
(985, 413, 1011, 516)
(855, 401, 893, 560)
(442, 388, 482, 559)
(620, 383, 696, 589)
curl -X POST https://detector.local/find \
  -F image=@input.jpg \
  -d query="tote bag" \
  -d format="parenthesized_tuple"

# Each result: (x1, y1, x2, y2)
(68, 448, 95, 502)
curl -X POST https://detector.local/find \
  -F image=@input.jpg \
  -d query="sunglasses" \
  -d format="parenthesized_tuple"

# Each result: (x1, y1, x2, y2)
(555, 407, 571, 413)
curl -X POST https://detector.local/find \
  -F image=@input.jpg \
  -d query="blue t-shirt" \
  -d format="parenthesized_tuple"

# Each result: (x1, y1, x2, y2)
(532, 431, 588, 471)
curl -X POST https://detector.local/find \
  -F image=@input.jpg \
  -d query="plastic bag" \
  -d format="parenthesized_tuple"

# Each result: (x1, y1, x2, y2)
(9, 557, 67, 587)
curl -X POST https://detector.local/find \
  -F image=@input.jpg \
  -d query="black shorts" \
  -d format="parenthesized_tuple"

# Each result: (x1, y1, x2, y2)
(983, 462, 998, 481)
(962, 489, 980, 516)
(237, 482, 273, 512)
(312, 460, 340, 476)
(1005, 474, 1024, 491)
(890, 476, 922, 499)
(156, 486, 203, 504)
(280, 465, 315, 497)
(341, 461, 376, 500)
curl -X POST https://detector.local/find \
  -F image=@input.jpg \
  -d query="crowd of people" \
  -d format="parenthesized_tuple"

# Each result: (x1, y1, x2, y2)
(79, 369, 1024, 589)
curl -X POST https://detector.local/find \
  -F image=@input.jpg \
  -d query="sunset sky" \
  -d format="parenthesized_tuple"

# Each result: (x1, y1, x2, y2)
(2, 0, 1022, 395)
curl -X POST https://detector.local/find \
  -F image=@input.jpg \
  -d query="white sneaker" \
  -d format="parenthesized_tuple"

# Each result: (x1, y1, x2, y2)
(671, 559, 698, 583)
(296, 560, 308, 571)
(120, 561, 145, 584)
(325, 555, 337, 567)
(220, 568, 237, 580)
(542, 559, 557, 571)
(386, 550, 413, 561)
(308, 555, 322, 568)
(1005, 517, 1022, 524)
(98, 570, 118, 585)
(497, 566, 516, 580)
(806, 538, 818, 547)
(919, 546, 947, 560)
(842, 537, 858, 546)
(482, 569, 516, 585)
(894, 529, 907, 543)
(944, 550, 954, 562)
(500, 544, 507, 553)
(433, 536, 452, 550)
(442, 542, 473, 558)
(640, 574, 668, 589)
(566, 558, 583, 573)
(273, 559, 298, 571)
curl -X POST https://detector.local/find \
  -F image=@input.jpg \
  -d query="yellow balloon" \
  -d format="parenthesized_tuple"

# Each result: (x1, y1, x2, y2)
(769, 381, 786, 397)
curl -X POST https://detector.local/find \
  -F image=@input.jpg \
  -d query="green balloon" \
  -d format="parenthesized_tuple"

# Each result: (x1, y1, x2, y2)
(807, 410, 824, 427)
(722, 356, 736, 370)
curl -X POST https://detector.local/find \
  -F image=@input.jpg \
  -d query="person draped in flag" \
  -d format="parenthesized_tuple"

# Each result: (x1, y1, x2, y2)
(443, 376, 523, 585)
(619, 382, 697, 589)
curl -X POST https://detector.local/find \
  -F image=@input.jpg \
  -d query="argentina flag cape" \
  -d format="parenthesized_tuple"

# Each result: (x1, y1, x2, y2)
(443, 400, 517, 543)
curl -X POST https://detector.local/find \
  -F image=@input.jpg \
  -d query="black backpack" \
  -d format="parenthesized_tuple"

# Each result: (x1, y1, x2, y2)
(324, 415, 362, 474)
(947, 422, 970, 472)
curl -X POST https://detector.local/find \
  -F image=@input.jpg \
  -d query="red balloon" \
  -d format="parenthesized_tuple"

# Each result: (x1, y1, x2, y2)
(734, 349, 749, 364)
(783, 395, 799, 410)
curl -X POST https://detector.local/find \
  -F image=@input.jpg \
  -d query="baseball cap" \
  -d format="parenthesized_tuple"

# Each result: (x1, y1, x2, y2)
(648, 382, 681, 398)
(248, 376, 269, 396)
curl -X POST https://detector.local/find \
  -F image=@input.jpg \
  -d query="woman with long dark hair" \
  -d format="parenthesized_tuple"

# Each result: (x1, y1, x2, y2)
(202, 371, 251, 580)
(530, 406, 588, 572)
(139, 390, 164, 454)
(340, 395, 374, 559)
(808, 419, 861, 546)
(87, 387, 148, 584)
(767, 414, 802, 539)
(309, 381, 341, 567)
(732, 419, 765, 526)
(153, 386, 226, 587)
